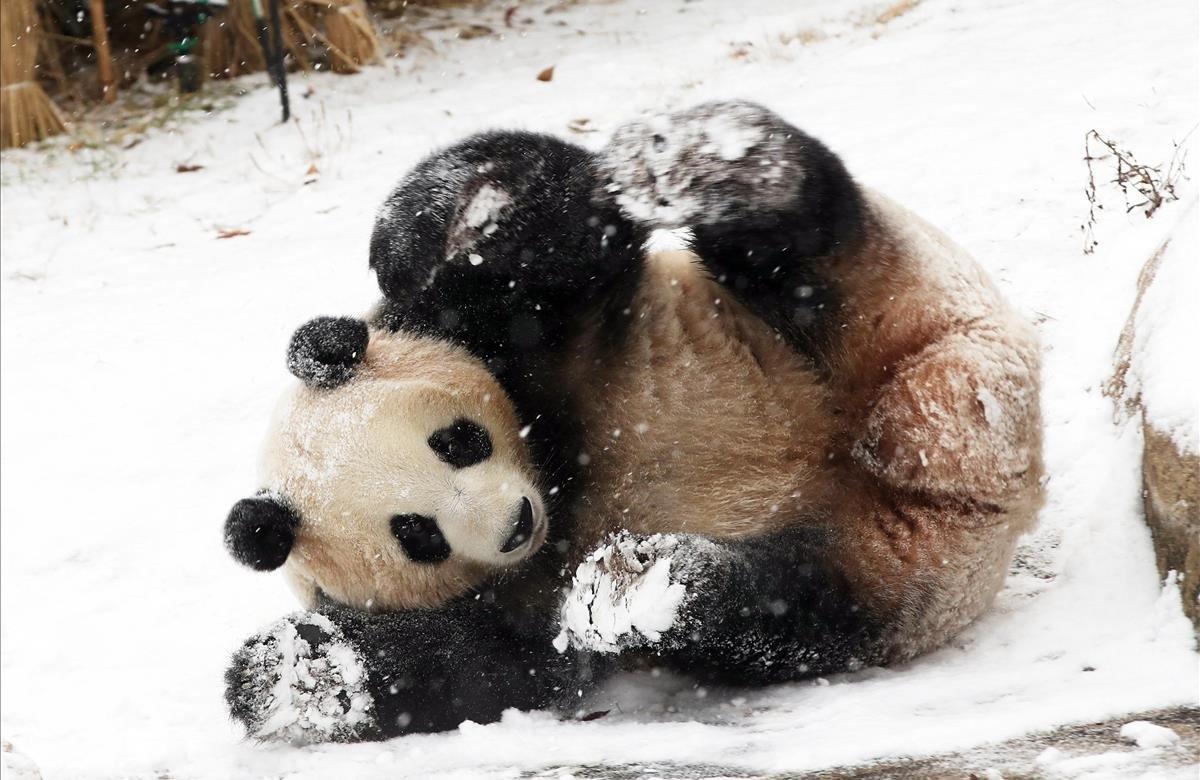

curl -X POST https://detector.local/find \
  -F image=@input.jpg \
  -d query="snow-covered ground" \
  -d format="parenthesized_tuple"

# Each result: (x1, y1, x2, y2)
(2, 0, 1197, 777)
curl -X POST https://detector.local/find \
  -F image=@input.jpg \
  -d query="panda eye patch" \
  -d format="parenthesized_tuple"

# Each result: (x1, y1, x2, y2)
(391, 513, 451, 563)
(428, 419, 492, 469)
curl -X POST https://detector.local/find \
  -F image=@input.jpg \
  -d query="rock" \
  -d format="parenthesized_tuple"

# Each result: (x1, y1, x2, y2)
(1141, 422, 1200, 629)
(1107, 199, 1200, 632)
(1120, 719, 1181, 748)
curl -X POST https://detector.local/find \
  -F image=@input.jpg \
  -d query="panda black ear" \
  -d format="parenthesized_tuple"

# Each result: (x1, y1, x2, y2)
(224, 496, 300, 571)
(286, 316, 370, 389)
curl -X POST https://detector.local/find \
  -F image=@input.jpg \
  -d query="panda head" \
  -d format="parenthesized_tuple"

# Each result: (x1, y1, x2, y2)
(224, 317, 547, 610)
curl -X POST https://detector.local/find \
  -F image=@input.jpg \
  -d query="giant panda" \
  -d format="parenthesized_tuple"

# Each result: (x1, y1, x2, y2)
(223, 100, 1044, 743)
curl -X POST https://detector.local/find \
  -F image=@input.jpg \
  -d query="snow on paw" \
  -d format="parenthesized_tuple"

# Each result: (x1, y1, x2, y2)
(601, 100, 801, 228)
(226, 613, 375, 744)
(555, 532, 701, 654)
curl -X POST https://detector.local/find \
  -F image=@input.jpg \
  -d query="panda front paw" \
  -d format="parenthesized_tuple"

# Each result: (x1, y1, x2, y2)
(601, 100, 803, 229)
(555, 532, 719, 654)
(226, 612, 377, 744)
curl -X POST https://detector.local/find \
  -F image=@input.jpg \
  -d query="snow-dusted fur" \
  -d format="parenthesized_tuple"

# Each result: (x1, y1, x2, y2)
(225, 100, 1043, 741)
(226, 613, 375, 744)
(602, 100, 808, 226)
(556, 532, 704, 654)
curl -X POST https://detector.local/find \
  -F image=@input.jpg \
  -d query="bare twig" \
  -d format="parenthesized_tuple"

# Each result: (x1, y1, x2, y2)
(1081, 129, 1190, 254)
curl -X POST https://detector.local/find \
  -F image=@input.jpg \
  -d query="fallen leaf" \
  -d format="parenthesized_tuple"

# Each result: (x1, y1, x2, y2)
(567, 117, 596, 134)
(536, 65, 555, 82)
(504, 6, 518, 27)
(217, 228, 251, 239)
(729, 41, 754, 60)
(306, 163, 319, 176)
(177, 163, 204, 173)
(578, 710, 610, 722)
(458, 24, 493, 40)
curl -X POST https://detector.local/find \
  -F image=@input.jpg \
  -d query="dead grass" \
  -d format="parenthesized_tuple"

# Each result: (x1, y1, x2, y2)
(2, 0, 68, 148)
(730, 0, 921, 63)
(873, 0, 921, 26)
(200, 0, 384, 80)
(779, 28, 829, 46)
(1081, 129, 1190, 254)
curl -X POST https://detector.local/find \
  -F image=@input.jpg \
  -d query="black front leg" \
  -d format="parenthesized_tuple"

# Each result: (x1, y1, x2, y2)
(226, 594, 602, 743)
(601, 100, 867, 360)
(559, 529, 883, 685)
(369, 130, 646, 366)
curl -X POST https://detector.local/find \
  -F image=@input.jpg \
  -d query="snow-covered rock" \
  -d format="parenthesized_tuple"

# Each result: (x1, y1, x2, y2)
(1109, 199, 1200, 631)
(1119, 719, 1181, 749)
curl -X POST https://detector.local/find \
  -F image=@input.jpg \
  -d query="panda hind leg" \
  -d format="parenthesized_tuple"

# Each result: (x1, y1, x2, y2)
(558, 528, 883, 685)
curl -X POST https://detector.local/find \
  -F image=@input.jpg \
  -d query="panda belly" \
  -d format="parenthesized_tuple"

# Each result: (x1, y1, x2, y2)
(566, 250, 835, 553)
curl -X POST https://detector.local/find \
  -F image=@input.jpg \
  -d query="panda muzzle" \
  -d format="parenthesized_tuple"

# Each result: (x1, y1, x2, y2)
(499, 497, 536, 554)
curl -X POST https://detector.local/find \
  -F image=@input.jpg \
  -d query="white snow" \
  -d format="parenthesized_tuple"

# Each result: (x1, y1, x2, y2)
(976, 385, 1004, 429)
(1127, 198, 1200, 454)
(701, 114, 762, 161)
(604, 99, 798, 226)
(461, 184, 511, 231)
(1035, 743, 1188, 779)
(1119, 720, 1181, 749)
(0, 743, 43, 780)
(557, 534, 688, 653)
(1, 0, 1198, 777)
(246, 614, 373, 744)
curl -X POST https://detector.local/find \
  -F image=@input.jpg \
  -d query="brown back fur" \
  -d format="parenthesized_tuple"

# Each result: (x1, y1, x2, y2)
(562, 250, 836, 553)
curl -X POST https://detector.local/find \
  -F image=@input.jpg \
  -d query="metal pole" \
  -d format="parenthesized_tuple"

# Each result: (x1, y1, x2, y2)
(250, 0, 289, 123)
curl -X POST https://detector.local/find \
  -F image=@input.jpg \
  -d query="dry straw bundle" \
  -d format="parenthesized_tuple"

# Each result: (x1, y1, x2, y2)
(2, 0, 67, 148)
(202, 0, 382, 80)
(324, 0, 383, 74)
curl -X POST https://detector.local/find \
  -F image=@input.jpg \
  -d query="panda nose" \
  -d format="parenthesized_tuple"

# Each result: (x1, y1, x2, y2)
(499, 497, 535, 553)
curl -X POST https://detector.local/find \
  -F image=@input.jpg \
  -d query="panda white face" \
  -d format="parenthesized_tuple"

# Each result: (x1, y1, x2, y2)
(252, 332, 547, 611)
